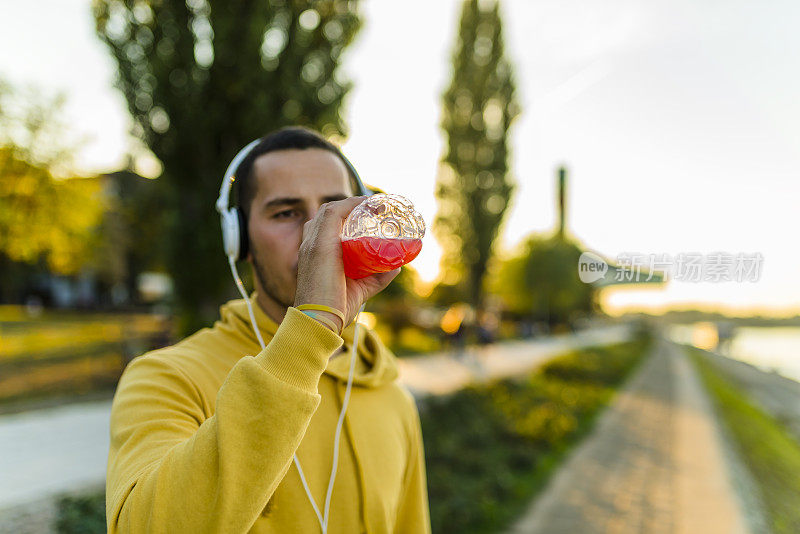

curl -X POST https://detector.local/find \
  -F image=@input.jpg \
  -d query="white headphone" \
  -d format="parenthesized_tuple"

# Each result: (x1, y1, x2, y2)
(215, 139, 259, 261)
(215, 134, 372, 533)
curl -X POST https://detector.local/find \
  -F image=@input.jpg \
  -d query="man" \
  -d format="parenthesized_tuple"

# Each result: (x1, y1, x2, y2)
(105, 127, 431, 533)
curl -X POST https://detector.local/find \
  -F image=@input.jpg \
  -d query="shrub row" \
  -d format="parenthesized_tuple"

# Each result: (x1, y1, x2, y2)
(421, 334, 652, 533)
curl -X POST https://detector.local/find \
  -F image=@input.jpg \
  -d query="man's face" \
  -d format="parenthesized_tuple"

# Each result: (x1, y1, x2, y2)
(246, 148, 354, 311)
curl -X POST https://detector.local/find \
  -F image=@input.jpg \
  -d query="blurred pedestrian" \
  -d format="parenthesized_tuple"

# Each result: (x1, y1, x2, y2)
(441, 304, 467, 359)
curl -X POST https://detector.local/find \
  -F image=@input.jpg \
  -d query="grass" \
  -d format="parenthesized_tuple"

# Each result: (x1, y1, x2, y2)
(0, 307, 169, 406)
(689, 347, 800, 534)
(1, 311, 165, 360)
(421, 333, 652, 533)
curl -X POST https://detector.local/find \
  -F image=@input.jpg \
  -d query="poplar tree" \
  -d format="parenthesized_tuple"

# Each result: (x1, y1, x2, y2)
(435, 0, 519, 309)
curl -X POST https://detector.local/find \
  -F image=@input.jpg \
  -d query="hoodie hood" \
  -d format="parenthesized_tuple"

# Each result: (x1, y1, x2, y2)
(220, 293, 398, 388)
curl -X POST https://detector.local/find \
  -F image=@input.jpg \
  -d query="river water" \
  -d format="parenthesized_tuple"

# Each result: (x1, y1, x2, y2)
(727, 327, 800, 382)
(669, 324, 800, 383)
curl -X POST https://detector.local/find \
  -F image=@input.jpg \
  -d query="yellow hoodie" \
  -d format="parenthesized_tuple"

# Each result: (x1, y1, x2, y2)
(106, 294, 431, 533)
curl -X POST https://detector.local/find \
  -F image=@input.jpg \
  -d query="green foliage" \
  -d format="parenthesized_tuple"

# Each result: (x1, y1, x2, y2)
(56, 493, 106, 534)
(0, 150, 102, 275)
(489, 234, 595, 324)
(0, 81, 104, 279)
(690, 348, 800, 534)
(435, 0, 519, 308)
(421, 336, 651, 533)
(92, 0, 362, 332)
(540, 343, 638, 386)
(0, 79, 76, 174)
(368, 266, 445, 355)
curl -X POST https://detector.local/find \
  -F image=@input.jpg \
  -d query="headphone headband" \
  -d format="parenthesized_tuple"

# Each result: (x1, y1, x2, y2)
(215, 139, 261, 216)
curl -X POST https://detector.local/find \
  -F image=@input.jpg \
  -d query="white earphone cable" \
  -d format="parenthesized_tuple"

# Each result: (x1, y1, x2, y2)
(323, 302, 363, 531)
(228, 255, 362, 534)
(228, 256, 266, 350)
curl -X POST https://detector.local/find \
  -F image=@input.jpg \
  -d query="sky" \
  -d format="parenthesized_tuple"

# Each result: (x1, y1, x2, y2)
(1, 0, 799, 316)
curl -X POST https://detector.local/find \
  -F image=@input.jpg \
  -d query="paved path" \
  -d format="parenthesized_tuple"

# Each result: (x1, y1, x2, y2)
(0, 324, 631, 515)
(398, 324, 632, 397)
(0, 401, 110, 510)
(508, 339, 750, 534)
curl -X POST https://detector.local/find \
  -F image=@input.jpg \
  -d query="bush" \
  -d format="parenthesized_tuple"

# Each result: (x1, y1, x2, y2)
(56, 493, 106, 534)
(420, 335, 651, 533)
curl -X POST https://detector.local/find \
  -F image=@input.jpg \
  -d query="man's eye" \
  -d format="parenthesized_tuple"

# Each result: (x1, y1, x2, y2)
(274, 209, 298, 219)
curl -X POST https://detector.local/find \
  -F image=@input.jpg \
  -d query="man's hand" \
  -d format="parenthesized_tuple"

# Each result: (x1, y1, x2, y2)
(294, 196, 400, 334)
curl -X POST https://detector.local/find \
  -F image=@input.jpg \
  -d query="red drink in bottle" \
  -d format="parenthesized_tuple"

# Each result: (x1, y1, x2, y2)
(340, 194, 425, 279)
(342, 236, 423, 279)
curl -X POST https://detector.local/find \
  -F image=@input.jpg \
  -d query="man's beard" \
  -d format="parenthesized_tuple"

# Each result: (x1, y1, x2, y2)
(250, 250, 295, 309)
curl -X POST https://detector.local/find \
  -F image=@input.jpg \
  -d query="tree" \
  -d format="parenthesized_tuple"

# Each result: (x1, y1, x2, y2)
(0, 150, 102, 275)
(434, 0, 519, 310)
(0, 80, 104, 299)
(92, 0, 362, 332)
(92, 168, 168, 303)
(367, 265, 422, 340)
(489, 234, 596, 326)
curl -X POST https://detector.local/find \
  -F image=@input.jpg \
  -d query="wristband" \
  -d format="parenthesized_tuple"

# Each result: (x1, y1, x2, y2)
(297, 309, 342, 336)
(295, 304, 346, 326)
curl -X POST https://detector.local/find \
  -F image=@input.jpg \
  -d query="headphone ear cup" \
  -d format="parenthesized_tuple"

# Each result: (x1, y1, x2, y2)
(220, 208, 240, 260)
(236, 207, 249, 261)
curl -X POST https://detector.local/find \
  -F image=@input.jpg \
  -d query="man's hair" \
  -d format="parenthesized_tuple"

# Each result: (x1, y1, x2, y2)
(234, 126, 358, 218)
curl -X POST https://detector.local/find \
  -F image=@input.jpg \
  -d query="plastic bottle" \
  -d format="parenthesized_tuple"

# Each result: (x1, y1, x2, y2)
(341, 194, 425, 279)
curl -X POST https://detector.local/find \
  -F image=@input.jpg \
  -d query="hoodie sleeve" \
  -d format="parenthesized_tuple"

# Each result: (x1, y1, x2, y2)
(393, 394, 432, 534)
(105, 307, 343, 534)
